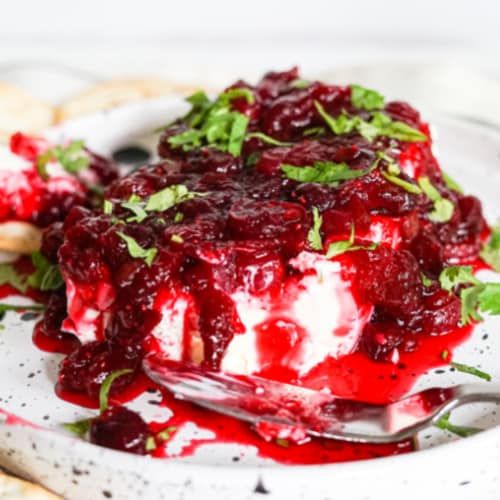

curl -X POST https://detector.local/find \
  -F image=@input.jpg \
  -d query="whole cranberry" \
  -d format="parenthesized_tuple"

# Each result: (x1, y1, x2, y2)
(90, 406, 150, 455)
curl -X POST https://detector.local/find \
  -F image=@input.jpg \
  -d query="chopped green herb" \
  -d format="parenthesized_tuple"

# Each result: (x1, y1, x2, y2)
(275, 438, 290, 448)
(290, 78, 311, 89)
(121, 196, 149, 223)
(145, 436, 157, 452)
(314, 101, 427, 143)
(27, 252, 64, 291)
(157, 426, 177, 441)
(303, 126, 326, 137)
(381, 171, 422, 194)
(326, 225, 378, 258)
(246, 132, 292, 147)
(103, 199, 113, 215)
(442, 171, 463, 194)
(439, 265, 500, 324)
(281, 161, 371, 186)
(37, 140, 89, 179)
(99, 369, 133, 413)
(146, 184, 197, 213)
(435, 412, 481, 438)
(350, 84, 384, 111)
(117, 232, 157, 267)
(480, 225, 500, 272)
(439, 266, 479, 292)
(62, 418, 92, 437)
(173, 212, 184, 223)
(418, 176, 454, 223)
(421, 273, 433, 287)
(167, 88, 253, 156)
(170, 234, 184, 244)
(441, 349, 450, 361)
(307, 207, 323, 251)
(451, 361, 491, 381)
(0, 263, 27, 293)
(0, 303, 45, 314)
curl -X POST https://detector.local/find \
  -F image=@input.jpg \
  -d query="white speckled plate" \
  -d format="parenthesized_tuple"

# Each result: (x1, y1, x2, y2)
(1, 98, 500, 500)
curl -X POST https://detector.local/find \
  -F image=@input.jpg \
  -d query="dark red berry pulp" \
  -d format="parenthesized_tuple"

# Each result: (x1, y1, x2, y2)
(36, 68, 488, 461)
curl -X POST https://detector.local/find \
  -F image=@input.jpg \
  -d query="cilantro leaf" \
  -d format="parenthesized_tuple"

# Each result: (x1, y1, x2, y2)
(121, 194, 149, 223)
(167, 88, 253, 156)
(326, 225, 378, 258)
(350, 84, 384, 111)
(281, 161, 370, 186)
(439, 266, 500, 325)
(0, 303, 45, 315)
(435, 412, 481, 438)
(246, 132, 292, 147)
(27, 252, 64, 291)
(480, 225, 500, 272)
(37, 140, 89, 179)
(314, 101, 427, 143)
(99, 369, 133, 413)
(418, 176, 455, 223)
(117, 232, 157, 267)
(438, 266, 479, 292)
(0, 263, 28, 293)
(442, 171, 463, 193)
(381, 172, 422, 194)
(146, 184, 197, 212)
(451, 361, 491, 381)
(307, 207, 323, 250)
(478, 283, 500, 315)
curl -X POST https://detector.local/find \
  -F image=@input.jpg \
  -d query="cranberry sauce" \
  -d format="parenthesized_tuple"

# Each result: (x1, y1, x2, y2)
(3, 133, 119, 227)
(35, 68, 488, 461)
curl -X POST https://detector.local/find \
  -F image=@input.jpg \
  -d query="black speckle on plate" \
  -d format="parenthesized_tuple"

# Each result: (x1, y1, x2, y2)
(112, 145, 151, 166)
(254, 477, 270, 495)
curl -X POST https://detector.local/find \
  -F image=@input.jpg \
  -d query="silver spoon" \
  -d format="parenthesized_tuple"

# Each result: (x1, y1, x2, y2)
(143, 356, 500, 444)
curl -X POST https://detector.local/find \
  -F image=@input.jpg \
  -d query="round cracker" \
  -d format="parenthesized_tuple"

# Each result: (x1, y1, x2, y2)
(0, 472, 60, 499)
(0, 221, 42, 255)
(0, 82, 55, 144)
(57, 78, 196, 123)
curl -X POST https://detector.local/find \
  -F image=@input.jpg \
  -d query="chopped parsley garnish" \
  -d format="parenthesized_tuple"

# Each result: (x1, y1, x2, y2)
(62, 418, 92, 438)
(290, 78, 311, 89)
(450, 361, 491, 381)
(350, 84, 385, 111)
(442, 171, 463, 194)
(167, 88, 254, 156)
(307, 207, 323, 251)
(381, 171, 422, 194)
(37, 140, 89, 180)
(99, 369, 133, 413)
(435, 412, 481, 438)
(281, 161, 371, 186)
(170, 234, 184, 244)
(27, 252, 64, 291)
(174, 212, 184, 223)
(421, 273, 433, 287)
(0, 263, 28, 293)
(418, 176, 454, 223)
(246, 132, 292, 147)
(157, 425, 177, 441)
(121, 194, 149, 223)
(439, 265, 500, 325)
(480, 225, 500, 272)
(146, 184, 198, 212)
(110, 184, 199, 224)
(326, 225, 378, 259)
(314, 101, 427, 143)
(117, 232, 157, 267)
(103, 199, 113, 215)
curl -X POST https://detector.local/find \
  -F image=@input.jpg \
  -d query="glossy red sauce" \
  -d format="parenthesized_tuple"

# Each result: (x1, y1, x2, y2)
(11, 68, 491, 463)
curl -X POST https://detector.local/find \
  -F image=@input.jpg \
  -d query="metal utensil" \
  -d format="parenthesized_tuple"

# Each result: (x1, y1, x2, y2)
(143, 356, 500, 444)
